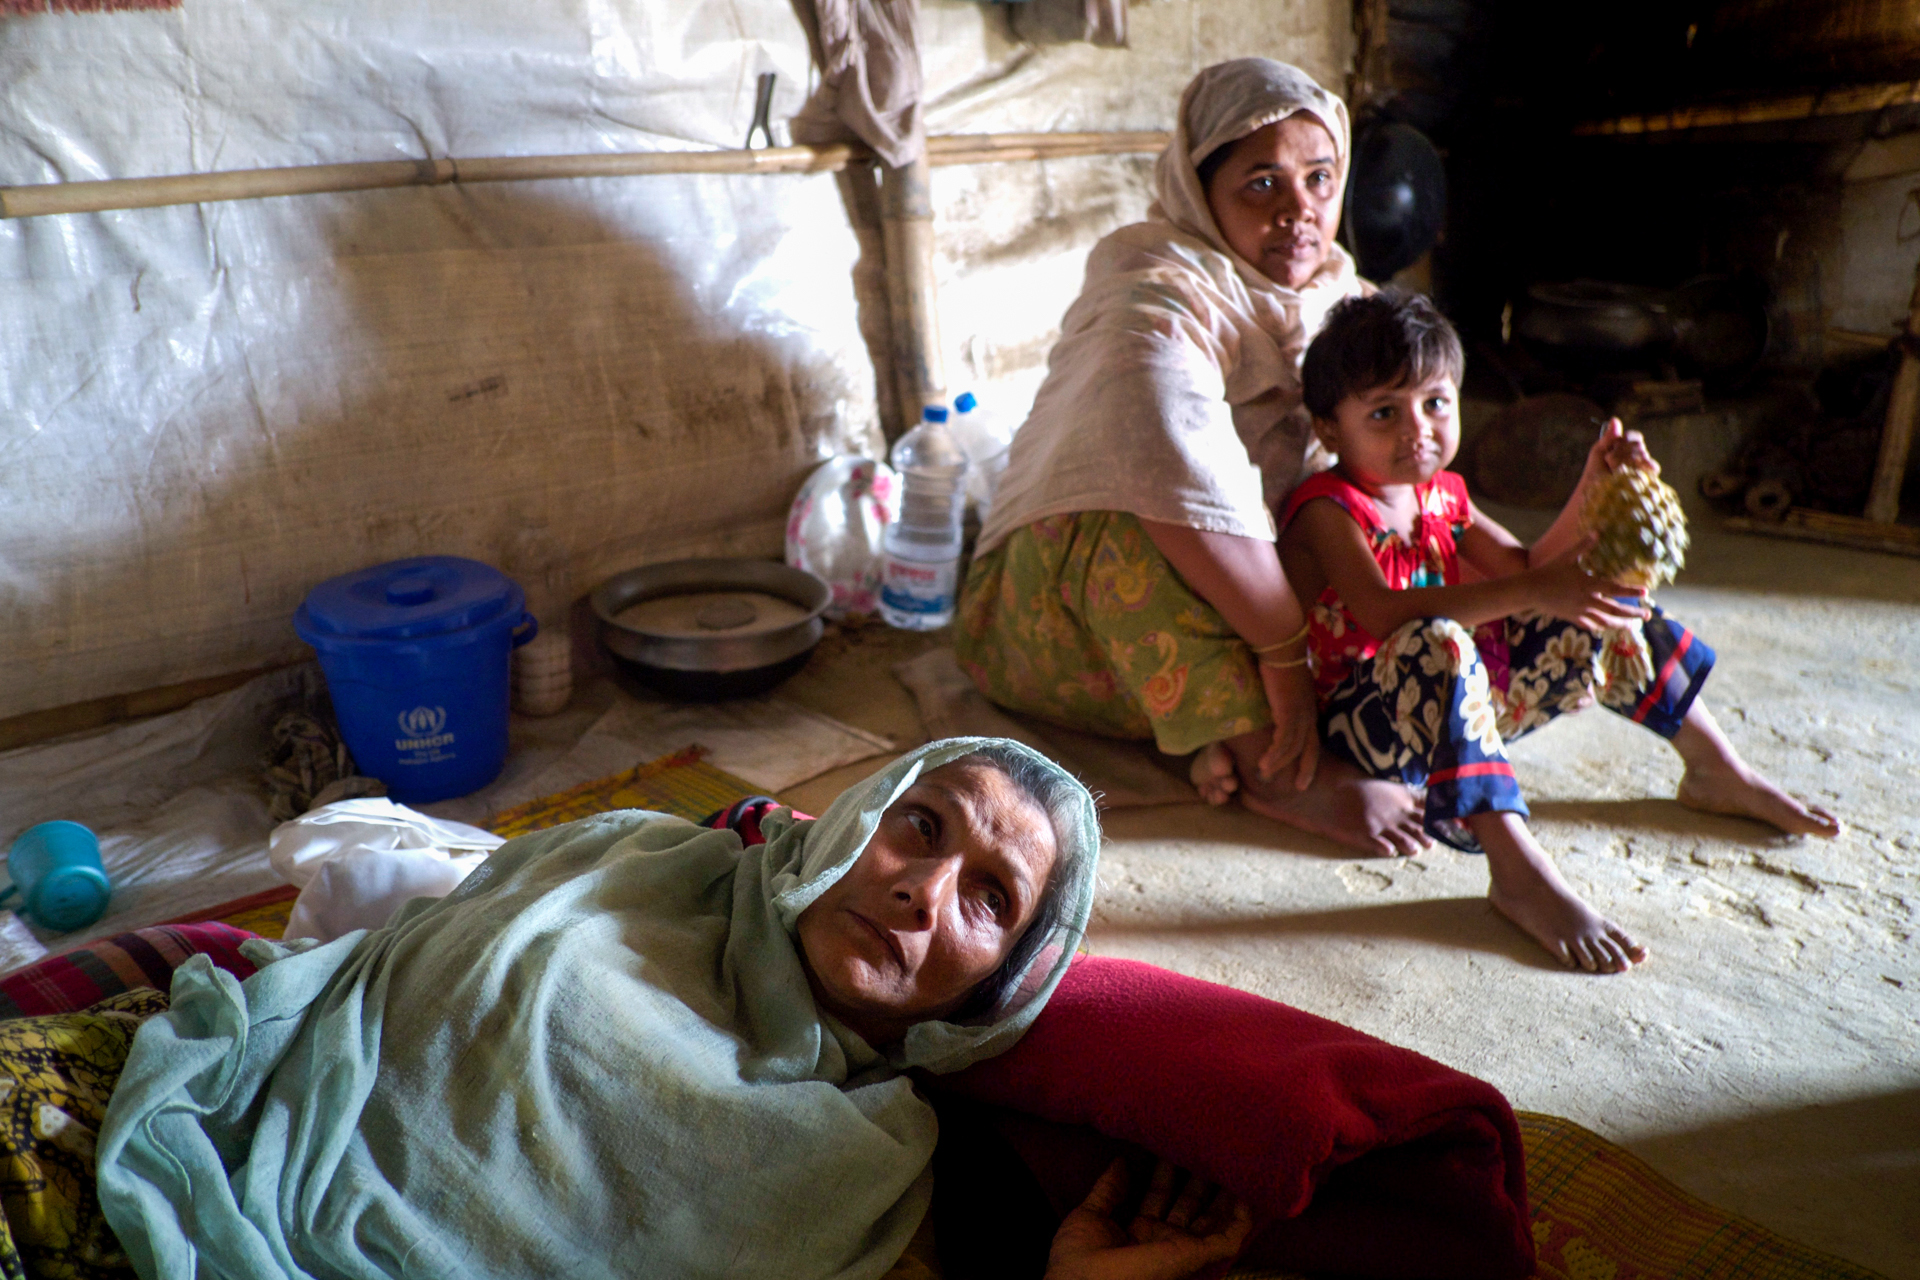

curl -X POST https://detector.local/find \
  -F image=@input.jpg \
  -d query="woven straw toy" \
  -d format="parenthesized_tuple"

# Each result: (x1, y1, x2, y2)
(1579, 465, 1689, 591)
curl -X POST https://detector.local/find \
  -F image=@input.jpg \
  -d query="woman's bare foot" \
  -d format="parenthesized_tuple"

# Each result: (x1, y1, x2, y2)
(1189, 742, 1238, 805)
(1671, 706, 1842, 838)
(1221, 733, 1432, 857)
(1473, 810, 1646, 973)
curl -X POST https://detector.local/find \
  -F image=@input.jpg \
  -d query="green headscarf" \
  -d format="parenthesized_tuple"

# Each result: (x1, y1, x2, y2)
(96, 738, 1100, 1280)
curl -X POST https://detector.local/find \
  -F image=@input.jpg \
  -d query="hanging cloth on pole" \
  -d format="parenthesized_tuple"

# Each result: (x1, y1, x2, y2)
(789, 0, 926, 167)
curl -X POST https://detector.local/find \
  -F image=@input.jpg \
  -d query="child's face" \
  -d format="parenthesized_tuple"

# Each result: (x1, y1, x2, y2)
(1315, 372, 1460, 490)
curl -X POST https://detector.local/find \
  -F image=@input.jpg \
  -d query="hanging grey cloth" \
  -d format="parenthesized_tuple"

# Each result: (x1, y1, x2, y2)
(1010, 0, 1127, 48)
(790, 0, 926, 167)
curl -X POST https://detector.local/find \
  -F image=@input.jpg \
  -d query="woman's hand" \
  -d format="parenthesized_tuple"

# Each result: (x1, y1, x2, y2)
(1530, 536, 1649, 631)
(1045, 1159, 1256, 1280)
(1257, 658, 1319, 791)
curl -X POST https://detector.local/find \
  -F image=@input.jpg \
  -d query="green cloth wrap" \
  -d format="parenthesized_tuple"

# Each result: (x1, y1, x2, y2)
(957, 510, 1270, 755)
(95, 738, 1100, 1280)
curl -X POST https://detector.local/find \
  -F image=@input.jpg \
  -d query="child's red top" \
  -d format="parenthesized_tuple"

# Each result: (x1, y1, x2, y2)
(1277, 468, 1477, 701)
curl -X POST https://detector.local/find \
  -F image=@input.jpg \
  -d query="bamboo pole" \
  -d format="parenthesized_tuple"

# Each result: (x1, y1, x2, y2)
(1574, 80, 1920, 137)
(928, 130, 1167, 163)
(880, 153, 946, 431)
(0, 132, 1169, 221)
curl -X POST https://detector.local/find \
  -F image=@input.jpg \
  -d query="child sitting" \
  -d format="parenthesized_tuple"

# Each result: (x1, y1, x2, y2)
(1269, 290, 1839, 974)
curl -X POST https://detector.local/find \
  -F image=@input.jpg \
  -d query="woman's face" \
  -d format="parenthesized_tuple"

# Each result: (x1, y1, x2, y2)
(1204, 113, 1343, 289)
(796, 759, 1059, 1045)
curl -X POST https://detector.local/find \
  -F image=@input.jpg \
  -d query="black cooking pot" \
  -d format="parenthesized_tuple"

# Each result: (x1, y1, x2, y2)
(1344, 120, 1448, 281)
(1517, 276, 1769, 389)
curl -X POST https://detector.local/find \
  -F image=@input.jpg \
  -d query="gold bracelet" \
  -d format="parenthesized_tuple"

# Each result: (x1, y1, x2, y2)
(1249, 621, 1312, 655)
(1259, 653, 1312, 669)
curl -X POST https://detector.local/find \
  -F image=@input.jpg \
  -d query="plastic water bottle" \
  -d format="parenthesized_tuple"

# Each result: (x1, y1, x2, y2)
(948, 391, 1013, 521)
(879, 405, 969, 630)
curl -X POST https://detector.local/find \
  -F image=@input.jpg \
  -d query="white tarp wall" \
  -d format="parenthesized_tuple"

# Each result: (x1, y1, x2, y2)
(1, 0, 1347, 723)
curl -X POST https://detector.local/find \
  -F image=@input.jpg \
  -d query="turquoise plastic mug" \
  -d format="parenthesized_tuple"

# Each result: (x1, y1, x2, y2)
(2, 821, 111, 933)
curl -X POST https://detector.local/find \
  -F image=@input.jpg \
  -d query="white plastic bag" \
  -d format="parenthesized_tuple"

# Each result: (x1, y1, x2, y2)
(785, 455, 898, 618)
(269, 798, 503, 942)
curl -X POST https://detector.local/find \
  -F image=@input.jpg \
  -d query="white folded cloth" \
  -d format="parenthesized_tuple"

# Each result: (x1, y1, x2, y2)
(269, 798, 503, 942)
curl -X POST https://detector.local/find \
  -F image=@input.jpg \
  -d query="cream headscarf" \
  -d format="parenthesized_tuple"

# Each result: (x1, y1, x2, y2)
(977, 58, 1367, 553)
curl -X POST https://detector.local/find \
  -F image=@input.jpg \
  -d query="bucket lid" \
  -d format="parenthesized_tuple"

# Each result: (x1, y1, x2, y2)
(27, 865, 110, 934)
(296, 556, 523, 643)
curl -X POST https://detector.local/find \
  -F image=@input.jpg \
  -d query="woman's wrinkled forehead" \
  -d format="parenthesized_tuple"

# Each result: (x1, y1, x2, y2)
(908, 759, 1058, 866)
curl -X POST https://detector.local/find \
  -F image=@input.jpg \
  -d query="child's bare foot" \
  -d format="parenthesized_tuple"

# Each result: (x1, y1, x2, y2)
(1221, 733, 1431, 857)
(1189, 742, 1239, 806)
(1677, 761, 1841, 838)
(1473, 810, 1647, 974)
(1671, 706, 1841, 838)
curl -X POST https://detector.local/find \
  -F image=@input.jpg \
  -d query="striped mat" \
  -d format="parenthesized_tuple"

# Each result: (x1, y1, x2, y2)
(0, 1, 179, 13)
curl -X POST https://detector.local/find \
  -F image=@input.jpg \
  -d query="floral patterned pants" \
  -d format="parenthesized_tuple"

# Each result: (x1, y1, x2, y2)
(1321, 608, 1714, 851)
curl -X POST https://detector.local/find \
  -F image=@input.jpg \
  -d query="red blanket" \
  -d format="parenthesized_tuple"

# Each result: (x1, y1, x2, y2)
(934, 955, 1534, 1279)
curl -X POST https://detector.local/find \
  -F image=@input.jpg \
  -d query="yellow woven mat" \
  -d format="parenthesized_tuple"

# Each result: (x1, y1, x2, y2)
(209, 892, 298, 941)
(210, 747, 765, 941)
(1518, 1111, 1884, 1280)
(485, 746, 764, 840)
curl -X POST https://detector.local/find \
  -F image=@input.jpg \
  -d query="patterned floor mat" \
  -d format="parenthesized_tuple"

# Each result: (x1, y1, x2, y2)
(1515, 1111, 1885, 1280)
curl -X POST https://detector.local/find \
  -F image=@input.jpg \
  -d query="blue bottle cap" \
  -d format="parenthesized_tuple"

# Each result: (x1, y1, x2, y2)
(954, 392, 978, 413)
(922, 405, 949, 423)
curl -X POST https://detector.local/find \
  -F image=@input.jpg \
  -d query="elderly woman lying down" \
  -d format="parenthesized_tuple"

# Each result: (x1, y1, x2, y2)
(0, 739, 1255, 1280)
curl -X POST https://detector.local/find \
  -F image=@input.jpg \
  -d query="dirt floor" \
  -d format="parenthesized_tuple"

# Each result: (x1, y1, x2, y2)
(779, 411, 1920, 1279)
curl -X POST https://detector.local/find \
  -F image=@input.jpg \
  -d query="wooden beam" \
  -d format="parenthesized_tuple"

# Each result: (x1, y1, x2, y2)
(0, 663, 296, 755)
(0, 132, 1170, 221)
(1574, 81, 1920, 137)
(1726, 509, 1920, 558)
(1867, 256, 1920, 524)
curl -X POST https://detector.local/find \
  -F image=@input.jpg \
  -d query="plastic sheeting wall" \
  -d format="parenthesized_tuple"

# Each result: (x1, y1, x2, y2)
(1, 0, 1348, 723)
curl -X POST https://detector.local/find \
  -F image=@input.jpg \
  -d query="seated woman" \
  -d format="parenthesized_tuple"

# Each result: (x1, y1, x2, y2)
(0, 739, 1251, 1280)
(957, 57, 1430, 856)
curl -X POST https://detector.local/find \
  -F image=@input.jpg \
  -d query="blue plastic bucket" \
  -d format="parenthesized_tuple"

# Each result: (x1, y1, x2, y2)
(295, 556, 537, 804)
(3, 820, 112, 934)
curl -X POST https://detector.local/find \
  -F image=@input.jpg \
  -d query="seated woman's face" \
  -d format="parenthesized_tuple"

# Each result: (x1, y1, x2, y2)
(796, 759, 1059, 1045)
(1204, 112, 1343, 289)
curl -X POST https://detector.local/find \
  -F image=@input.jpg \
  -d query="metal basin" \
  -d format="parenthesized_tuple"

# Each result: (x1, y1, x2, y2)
(591, 558, 831, 701)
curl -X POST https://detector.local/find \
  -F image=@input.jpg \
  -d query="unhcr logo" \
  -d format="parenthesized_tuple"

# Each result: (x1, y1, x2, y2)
(395, 705, 455, 750)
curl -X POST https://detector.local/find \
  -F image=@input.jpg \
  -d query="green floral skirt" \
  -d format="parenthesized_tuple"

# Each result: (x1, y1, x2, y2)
(0, 989, 167, 1280)
(955, 511, 1269, 756)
